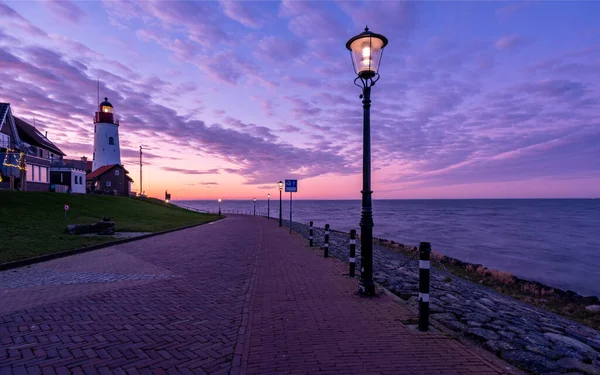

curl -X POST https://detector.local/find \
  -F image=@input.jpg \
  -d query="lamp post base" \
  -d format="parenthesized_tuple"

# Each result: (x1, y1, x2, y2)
(358, 280, 376, 296)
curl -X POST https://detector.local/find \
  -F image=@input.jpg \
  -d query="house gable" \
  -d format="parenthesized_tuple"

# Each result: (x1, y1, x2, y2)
(0, 103, 23, 150)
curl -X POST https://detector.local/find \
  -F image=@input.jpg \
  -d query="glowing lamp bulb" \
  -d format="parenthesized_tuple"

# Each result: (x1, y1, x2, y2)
(362, 46, 371, 58)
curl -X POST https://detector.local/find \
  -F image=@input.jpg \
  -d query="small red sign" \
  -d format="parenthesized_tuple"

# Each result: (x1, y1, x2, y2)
(64, 204, 70, 211)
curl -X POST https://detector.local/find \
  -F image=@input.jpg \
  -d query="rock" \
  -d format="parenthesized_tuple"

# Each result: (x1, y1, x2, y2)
(479, 298, 496, 307)
(429, 303, 444, 314)
(525, 345, 563, 359)
(545, 333, 596, 353)
(586, 305, 600, 313)
(466, 328, 499, 342)
(484, 340, 516, 354)
(431, 313, 456, 321)
(473, 302, 493, 313)
(497, 330, 517, 340)
(484, 323, 504, 331)
(461, 312, 491, 324)
(556, 357, 600, 375)
(505, 325, 527, 336)
(467, 321, 483, 327)
(501, 350, 559, 373)
(441, 319, 467, 332)
(522, 333, 551, 346)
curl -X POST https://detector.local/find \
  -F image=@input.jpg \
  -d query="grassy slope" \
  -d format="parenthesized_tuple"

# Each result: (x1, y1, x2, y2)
(0, 191, 218, 264)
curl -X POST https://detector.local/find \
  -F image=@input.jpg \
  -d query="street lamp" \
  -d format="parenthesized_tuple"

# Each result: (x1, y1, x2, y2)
(253, 198, 256, 216)
(218, 198, 222, 216)
(278, 181, 283, 227)
(268, 193, 271, 219)
(346, 26, 388, 296)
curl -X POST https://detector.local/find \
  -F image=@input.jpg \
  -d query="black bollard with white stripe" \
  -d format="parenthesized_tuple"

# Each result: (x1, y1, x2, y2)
(418, 242, 431, 332)
(349, 229, 356, 277)
(309, 221, 314, 247)
(324, 224, 330, 258)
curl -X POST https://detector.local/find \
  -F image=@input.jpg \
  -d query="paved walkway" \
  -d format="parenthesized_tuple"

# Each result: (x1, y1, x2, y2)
(0, 216, 518, 374)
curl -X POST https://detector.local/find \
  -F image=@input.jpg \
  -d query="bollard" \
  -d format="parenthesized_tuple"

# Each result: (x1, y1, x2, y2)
(349, 229, 356, 277)
(309, 221, 314, 247)
(324, 224, 330, 258)
(418, 242, 431, 332)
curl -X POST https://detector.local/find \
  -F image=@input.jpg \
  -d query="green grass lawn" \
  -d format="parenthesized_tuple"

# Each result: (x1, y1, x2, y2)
(0, 191, 218, 264)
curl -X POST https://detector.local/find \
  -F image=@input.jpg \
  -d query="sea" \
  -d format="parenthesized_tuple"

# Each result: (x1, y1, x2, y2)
(174, 199, 600, 298)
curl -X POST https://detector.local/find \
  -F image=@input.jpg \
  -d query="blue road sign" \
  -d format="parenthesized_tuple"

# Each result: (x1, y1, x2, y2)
(285, 179, 298, 192)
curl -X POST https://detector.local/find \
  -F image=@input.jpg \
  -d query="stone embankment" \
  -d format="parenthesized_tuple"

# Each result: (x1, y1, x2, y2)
(284, 220, 600, 375)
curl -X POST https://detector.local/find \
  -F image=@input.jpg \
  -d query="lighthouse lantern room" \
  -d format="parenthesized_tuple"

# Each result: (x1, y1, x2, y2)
(92, 97, 121, 171)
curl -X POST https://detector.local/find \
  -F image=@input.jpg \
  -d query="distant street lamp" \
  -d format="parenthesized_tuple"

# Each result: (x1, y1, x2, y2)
(218, 198, 222, 216)
(278, 181, 283, 227)
(346, 26, 388, 296)
(253, 198, 256, 216)
(268, 193, 271, 219)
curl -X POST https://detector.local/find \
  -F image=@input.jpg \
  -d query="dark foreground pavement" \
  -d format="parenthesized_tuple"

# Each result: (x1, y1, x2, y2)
(0, 216, 518, 374)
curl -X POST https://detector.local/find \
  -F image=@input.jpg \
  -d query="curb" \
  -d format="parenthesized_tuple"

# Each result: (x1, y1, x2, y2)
(0, 217, 226, 272)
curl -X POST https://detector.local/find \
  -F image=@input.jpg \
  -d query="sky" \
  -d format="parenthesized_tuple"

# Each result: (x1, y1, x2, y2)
(0, 0, 599, 200)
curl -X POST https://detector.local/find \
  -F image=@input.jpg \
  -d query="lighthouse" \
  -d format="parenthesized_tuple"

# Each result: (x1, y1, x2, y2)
(92, 97, 121, 171)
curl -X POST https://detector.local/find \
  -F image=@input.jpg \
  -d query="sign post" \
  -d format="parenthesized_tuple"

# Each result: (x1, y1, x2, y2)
(64, 204, 70, 220)
(284, 180, 298, 234)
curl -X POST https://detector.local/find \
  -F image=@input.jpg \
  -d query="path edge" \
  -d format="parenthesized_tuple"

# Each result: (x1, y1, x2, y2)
(0, 217, 226, 272)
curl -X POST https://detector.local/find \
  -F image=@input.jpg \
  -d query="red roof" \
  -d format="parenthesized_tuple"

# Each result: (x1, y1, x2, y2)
(86, 164, 118, 180)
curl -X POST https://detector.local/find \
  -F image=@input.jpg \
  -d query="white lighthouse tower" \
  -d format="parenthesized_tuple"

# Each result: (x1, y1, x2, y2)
(92, 97, 121, 171)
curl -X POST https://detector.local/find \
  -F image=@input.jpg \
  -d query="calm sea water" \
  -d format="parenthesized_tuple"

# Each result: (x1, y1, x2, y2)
(174, 199, 600, 298)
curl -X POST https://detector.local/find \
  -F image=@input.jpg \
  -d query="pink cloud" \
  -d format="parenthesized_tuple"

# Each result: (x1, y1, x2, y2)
(43, 0, 86, 23)
(495, 35, 527, 51)
(220, 1, 267, 28)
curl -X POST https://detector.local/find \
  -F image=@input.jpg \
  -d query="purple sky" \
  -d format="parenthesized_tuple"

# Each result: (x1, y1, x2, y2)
(1, 1, 599, 199)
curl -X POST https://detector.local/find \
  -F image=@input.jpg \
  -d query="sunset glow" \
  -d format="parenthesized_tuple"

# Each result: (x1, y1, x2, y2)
(1, 1, 598, 200)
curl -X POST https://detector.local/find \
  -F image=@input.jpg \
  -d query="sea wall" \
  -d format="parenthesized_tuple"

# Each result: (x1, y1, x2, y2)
(283, 219, 600, 375)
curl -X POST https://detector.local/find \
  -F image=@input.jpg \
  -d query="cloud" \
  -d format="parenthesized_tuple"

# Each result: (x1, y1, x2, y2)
(161, 167, 220, 175)
(495, 35, 527, 51)
(43, 0, 86, 23)
(1, 1, 599, 197)
(255, 36, 306, 63)
(517, 79, 588, 100)
(220, 1, 267, 28)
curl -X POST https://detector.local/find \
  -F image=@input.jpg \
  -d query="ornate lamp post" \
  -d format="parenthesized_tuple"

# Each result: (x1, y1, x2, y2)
(268, 193, 271, 219)
(253, 198, 256, 216)
(278, 181, 283, 227)
(218, 198, 222, 216)
(346, 26, 388, 296)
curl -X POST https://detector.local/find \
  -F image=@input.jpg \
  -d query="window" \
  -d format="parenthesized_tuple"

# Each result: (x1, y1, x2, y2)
(26, 164, 33, 181)
(94, 125, 96, 133)
(41, 167, 47, 183)
(115, 170, 120, 176)
(106, 181, 111, 187)
(79, 176, 83, 184)
(36, 166, 41, 182)
(109, 137, 114, 145)
(60, 174, 63, 183)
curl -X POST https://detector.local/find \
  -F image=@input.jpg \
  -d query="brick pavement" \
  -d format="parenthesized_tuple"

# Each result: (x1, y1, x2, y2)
(0, 217, 258, 374)
(0, 216, 520, 374)
(238, 218, 519, 375)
